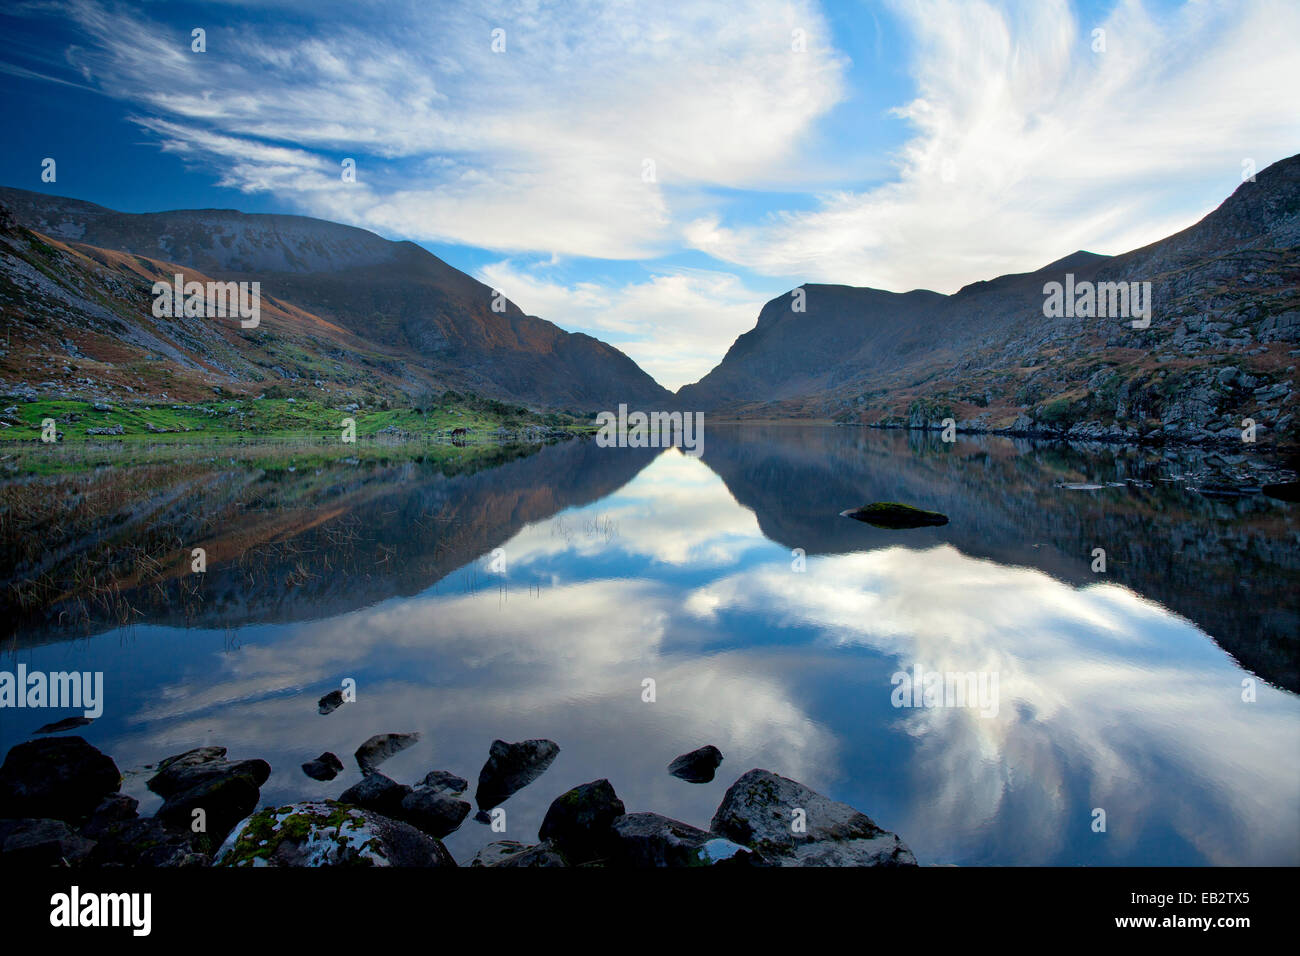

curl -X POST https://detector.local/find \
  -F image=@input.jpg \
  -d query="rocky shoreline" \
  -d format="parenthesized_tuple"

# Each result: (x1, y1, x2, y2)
(0, 735, 916, 868)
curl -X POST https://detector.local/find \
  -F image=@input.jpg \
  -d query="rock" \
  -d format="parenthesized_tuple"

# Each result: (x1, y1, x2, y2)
(145, 747, 270, 851)
(667, 745, 723, 783)
(217, 801, 456, 867)
(710, 769, 917, 866)
(1262, 481, 1300, 502)
(840, 502, 949, 528)
(470, 840, 533, 866)
(301, 752, 344, 781)
(607, 812, 757, 867)
(339, 772, 411, 817)
(354, 732, 420, 774)
(398, 788, 471, 839)
(83, 818, 208, 867)
(155, 770, 265, 851)
(147, 746, 270, 799)
(0, 818, 96, 867)
(474, 738, 560, 810)
(492, 840, 569, 867)
(538, 779, 626, 863)
(32, 716, 94, 735)
(0, 737, 121, 823)
(420, 770, 469, 794)
(317, 689, 345, 715)
(81, 793, 139, 839)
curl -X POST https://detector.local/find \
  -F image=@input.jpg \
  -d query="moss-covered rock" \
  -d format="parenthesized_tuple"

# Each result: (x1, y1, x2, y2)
(216, 800, 455, 867)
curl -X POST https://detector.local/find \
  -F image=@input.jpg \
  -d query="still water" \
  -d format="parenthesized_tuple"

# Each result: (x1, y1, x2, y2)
(2, 426, 1297, 865)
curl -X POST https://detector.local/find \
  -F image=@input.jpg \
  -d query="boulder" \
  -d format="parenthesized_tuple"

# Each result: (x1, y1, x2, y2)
(354, 732, 420, 774)
(710, 769, 916, 866)
(301, 752, 344, 782)
(420, 770, 469, 795)
(155, 770, 264, 851)
(668, 745, 723, 783)
(0, 818, 96, 867)
(83, 818, 209, 867)
(470, 840, 569, 867)
(607, 812, 757, 867)
(81, 793, 139, 839)
(538, 779, 625, 864)
(217, 801, 456, 867)
(474, 738, 560, 810)
(147, 747, 270, 799)
(317, 689, 345, 715)
(339, 772, 411, 817)
(492, 840, 569, 867)
(0, 737, 120, 823)
(398, 788, 471, 839)
(840, 502, 948, 528)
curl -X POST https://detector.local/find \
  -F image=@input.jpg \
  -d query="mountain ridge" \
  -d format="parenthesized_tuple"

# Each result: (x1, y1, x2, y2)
(0, 187, 671, 411)
(677, 154, 1299, 447)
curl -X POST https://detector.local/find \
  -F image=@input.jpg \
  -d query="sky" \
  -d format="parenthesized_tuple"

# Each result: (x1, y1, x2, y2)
(1, 0, 1297, 391)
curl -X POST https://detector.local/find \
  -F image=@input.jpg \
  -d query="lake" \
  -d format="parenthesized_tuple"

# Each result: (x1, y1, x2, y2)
(2, 425, 1297, 865)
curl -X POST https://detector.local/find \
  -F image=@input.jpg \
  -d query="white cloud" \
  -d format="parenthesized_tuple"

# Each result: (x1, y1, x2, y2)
(62, 0, 848, 260)
(477, 260, 773, 390)
(687, 0, 1300, 292)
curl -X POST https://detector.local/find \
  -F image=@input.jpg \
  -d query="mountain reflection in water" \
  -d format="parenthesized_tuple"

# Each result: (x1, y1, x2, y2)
(1, 427, 1296, 866)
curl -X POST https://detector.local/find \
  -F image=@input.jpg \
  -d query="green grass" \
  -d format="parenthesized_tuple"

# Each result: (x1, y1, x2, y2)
(0, 394, 595, 443)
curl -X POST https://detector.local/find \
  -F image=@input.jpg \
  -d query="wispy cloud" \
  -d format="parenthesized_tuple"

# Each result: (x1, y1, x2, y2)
(56, 0, 847, 259)
(687, 0, 1300, 292)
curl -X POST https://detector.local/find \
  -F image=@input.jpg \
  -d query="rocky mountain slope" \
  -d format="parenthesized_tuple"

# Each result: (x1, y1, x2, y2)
(679, 155, 1300, 448)
(0, 189, 670, 411)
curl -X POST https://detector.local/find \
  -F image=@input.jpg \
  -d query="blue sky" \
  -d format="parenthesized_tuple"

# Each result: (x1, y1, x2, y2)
(1, 0, 1297, 389)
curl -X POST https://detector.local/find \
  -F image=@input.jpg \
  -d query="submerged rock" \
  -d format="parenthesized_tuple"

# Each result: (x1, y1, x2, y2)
(607, 812, 757, 867)
(469, 840, 570, 867)
(711, 769, 917, 866)
(493, 841, 569, 867)
(474, 738, 560, 810)
(218, 801, 456, 867)
(538, 779, 626, 864)
(420, 770, 469, 795)
(1263, 481, 1300, 502)
(354, 732, 420, 774)
(32, 716, 94, 735)
(0, 736, 121, 823)
(668, 745, 723, 783)
(302, 752, 344, 782)
(470, 840, 533, 866)
(840, 502, 949, 528)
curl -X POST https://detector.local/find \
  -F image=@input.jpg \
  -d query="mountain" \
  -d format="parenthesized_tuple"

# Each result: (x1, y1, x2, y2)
(679, 154, 1300, 447)
(0, 188, 670, 411)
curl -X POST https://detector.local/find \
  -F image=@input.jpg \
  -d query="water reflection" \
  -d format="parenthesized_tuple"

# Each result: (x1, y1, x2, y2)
(1, 428, 1296, 866)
